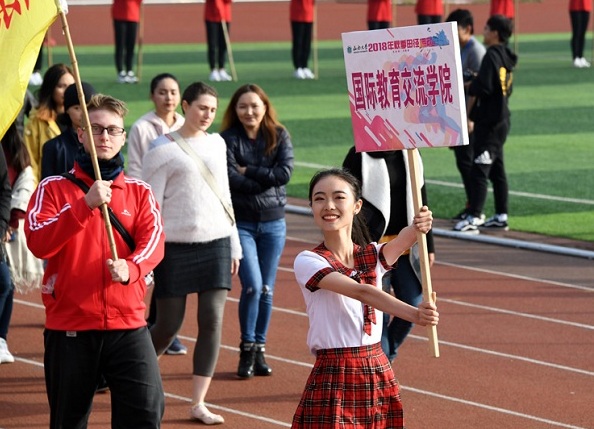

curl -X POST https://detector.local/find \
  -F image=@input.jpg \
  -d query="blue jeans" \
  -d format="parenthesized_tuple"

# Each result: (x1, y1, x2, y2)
(237, 219, 286, 344)
(381, 254, 422, 362)
(0, 257, 14, 340)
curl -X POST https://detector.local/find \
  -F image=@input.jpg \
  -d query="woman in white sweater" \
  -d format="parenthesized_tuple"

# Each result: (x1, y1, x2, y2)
(142, 82, 242, 425)
(127, 73, 185, 179)
(127, 72, 187, 355)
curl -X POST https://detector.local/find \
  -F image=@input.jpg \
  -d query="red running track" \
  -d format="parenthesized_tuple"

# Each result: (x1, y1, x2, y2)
(1, 210, 593, 428)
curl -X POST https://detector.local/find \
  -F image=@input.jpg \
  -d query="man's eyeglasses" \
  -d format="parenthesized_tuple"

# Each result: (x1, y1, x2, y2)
(86, 125, 125, 136)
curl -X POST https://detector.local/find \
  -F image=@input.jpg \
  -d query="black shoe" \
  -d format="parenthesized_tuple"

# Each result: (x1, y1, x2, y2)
(237, 342, 255, 378)
(254, 343, 272, 376)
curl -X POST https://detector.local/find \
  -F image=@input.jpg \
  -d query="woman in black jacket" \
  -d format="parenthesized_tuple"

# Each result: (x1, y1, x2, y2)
(221, 84, 294, 379)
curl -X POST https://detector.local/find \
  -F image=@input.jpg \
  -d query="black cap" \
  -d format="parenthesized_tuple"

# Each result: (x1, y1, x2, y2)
(63, 82, 96, 112)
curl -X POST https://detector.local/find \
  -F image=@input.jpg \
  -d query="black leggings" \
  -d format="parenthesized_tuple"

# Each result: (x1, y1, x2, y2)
(291, 21, 313, 69)
(113, 19, 138, 73)
(150, 288, 227, 376)
(205, 20, 229, 70)
(570, 11, 590, 59)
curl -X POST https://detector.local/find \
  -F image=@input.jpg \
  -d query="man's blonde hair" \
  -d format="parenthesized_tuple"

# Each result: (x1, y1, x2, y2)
(87, 93, 129, 118)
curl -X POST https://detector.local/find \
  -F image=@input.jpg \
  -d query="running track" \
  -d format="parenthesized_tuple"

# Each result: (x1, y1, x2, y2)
(1, 209, 593, 428)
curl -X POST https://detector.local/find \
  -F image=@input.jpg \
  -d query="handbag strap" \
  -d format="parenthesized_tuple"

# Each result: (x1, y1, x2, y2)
(60, 173, 136, 252)
(167, 131, 236, 225)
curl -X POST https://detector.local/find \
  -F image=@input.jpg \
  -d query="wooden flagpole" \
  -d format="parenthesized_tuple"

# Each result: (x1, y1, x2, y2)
(312, 4, 319, 79)
(136, 1, 145, 82)
(54, 0, 119, 260)
(406, 149, 439, 358)
(221, 21, 238, 81)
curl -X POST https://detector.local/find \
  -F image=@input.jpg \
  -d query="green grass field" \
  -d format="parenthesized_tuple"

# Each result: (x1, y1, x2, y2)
(45, 33, 594, 242)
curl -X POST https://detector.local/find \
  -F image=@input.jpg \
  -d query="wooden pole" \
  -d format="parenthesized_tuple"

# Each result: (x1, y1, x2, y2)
(136, 1, 145, 82)
(221, 21, 238, 81)
(55, 0, 119, 260)
(406, 149, 439, 358)
(313, 4, 319, 79)
(47, 27, 53, 67)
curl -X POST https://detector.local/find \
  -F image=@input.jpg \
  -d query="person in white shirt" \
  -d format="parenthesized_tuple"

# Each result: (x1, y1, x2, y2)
(292, 168, 438, 429)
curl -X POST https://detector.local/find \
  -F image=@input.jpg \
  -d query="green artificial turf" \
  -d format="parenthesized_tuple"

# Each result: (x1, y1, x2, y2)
(44, 33, 594, 242)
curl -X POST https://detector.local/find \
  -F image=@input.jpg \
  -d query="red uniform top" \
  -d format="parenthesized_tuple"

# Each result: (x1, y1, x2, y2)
(111, 0, 142, 22)
(367, 0, 392, 22)
(26, 166, 165, 331)
(569, 0, 592, 12)
(490, 0, 515, 18)
(290, 0, 315, 23)
(204, 0, 232, 22)
(414, 0, 443, 16)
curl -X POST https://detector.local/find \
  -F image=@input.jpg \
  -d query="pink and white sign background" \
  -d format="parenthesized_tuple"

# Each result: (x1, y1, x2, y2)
(342, 22, 468, 152)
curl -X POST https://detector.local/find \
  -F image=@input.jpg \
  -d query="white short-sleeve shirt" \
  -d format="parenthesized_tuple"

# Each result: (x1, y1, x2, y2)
(294, 242, 391, 354)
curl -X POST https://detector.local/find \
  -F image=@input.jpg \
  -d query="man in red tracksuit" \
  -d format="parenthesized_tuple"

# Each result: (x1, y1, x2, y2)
(26, 94, 166, 428)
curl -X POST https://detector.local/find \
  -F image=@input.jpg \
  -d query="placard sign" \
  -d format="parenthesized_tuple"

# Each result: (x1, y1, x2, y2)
(342, 22, 468, 152)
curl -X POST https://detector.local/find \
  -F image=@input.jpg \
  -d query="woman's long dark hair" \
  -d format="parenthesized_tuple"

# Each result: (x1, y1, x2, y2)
(35, 63, 73, 122)
(308, 168, 372, 247)
(220, 83, 285, 156)
(2, 122, 31, 175)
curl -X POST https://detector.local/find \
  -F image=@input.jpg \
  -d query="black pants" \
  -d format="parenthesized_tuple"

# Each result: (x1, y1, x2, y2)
(113, 19, 138, 73)
(291, 21, 313, 69)
(368, 21, 390, 31)
(452, 130, 476, 204)
(468, 120, 510, 217)
(570, 11, 590, 59)
(205, 20, 229, 70)
(417, 15, 441, 25)
(44, 327, 164, 429)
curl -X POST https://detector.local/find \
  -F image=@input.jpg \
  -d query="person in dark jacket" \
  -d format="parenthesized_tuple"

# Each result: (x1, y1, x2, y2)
(220, 83, 294, 379)
(454, 14, 517, 234)
(41, 81, 96, 179)
(343, 147, 435, 362)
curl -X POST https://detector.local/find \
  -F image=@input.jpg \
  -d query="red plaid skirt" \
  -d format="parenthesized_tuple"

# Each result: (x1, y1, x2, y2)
(292, 343, 404, 429)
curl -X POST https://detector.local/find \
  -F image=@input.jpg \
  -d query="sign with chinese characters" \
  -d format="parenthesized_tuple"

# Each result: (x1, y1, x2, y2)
(342, 22, 468, 152)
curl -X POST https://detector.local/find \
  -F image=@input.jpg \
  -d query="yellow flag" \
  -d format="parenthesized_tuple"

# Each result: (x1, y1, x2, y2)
(0, 0, 66, 140)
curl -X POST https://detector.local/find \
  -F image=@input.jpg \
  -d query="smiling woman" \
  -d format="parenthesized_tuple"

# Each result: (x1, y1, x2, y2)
(220, 83, 294, 379)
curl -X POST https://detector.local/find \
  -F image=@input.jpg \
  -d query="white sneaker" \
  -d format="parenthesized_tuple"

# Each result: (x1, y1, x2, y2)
(580, 57, 591, 68)
(0, 338, 14, 364)
(293, 68, 306, 79)
(29, 71, 43, 86)
(218, 69, 232, 81)
(209, 70, 220, 82)
(190, 403, 224, 425)
(117, 71, 127, 83)
(453, 215, 484, 234)
(125, 71, 138, 84)
(302, 68, 315, 79)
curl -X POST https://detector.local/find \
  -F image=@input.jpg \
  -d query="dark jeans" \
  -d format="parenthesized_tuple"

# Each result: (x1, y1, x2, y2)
(381, 255, 422, 361)
(0, 257, 13, 340)
(468, 120, 510, 217)
(570, 11, 590, 59)
(44, 327, 164, 429)
(291, 21, 313, 69)
(205, 20, 229, 70)
(113, 19, 138, 73)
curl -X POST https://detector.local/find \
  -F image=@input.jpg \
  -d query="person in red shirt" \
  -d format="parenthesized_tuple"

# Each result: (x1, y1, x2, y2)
(490, 0, 515, 19)
(569, 0, 592, 67)
(367, 0, 392, 30)
(112, 0, 143, 83)
(204, 0, 233, 81)
(290, 0, 315, 79)
(415, 0, 443, 25)
(26, 94, 166, 428)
